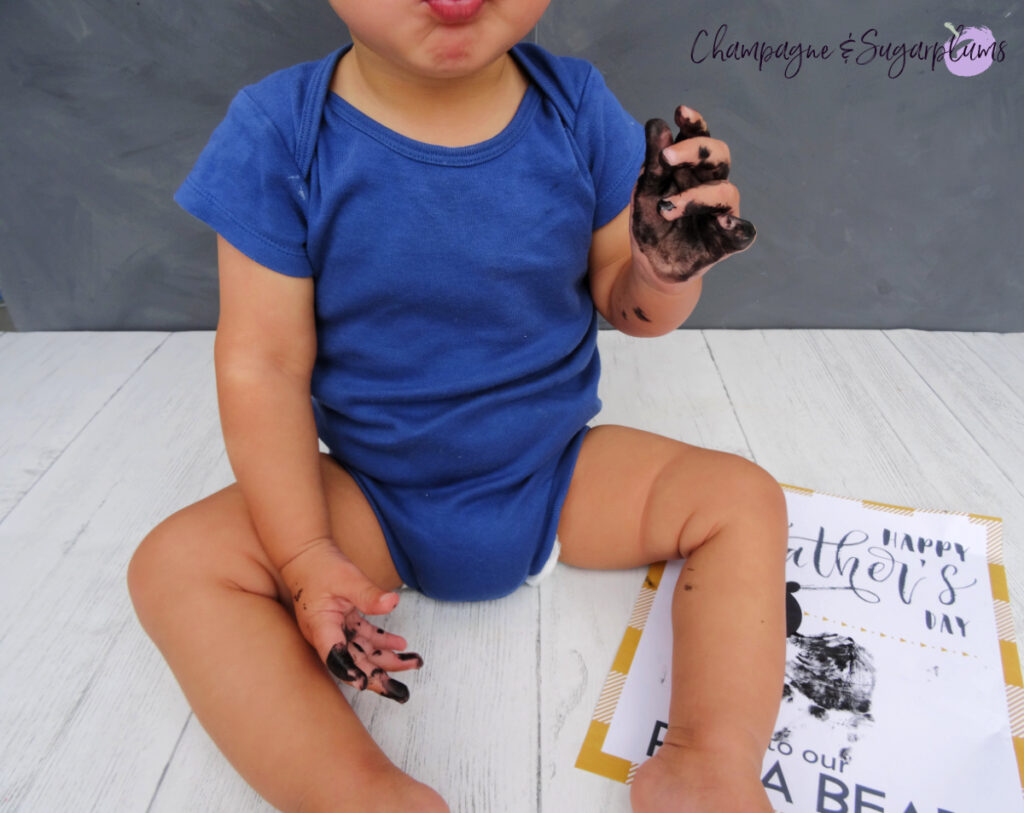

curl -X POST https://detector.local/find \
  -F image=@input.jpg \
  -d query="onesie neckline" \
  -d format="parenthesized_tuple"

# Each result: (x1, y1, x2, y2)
(324, 45, 542, 167)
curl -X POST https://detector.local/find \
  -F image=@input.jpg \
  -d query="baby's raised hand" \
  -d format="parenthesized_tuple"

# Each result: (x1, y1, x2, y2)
(631, 105, 756, 283)
(281, 540, 422, 704)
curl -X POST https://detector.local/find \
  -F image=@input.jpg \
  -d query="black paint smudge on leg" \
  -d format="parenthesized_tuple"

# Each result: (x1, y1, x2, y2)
(633, 307, 651, 323)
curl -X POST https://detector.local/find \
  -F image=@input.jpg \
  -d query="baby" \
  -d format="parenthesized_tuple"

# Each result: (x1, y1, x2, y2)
(128, 1, 787, 811)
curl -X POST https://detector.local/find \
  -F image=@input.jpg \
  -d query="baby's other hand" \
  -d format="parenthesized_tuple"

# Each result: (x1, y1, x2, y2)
(281, 539, 423, 704)
(631, 105, 756, 283)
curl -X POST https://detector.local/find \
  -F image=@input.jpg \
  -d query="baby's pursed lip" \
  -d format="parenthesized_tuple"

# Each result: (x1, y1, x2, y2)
(423, 0, 485, 24)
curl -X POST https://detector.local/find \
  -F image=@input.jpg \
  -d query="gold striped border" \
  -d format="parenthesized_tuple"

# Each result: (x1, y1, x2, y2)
(973, 513, 1006, 566)
(995, 600, 1016, 642)
(576, 562, 664, 784)
(1006, 685, 1024, 738)
(1015, 738, 1024, 789)
(992, 564, 1011, 604)
(861, 498, 916, 516)
(592, 671, 627, 724)
(627, 588, 656, 630)
(574, 721, 634, 783)
(1001, 640, 1023, 688)
(979, 513, 1024, 791)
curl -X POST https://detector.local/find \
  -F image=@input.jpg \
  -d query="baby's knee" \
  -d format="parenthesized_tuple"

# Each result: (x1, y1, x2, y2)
(126, 512, 194, 622)
(731, 456, 787, 524)
(718, 455, 787, 532)
(675, 453, 787, 558)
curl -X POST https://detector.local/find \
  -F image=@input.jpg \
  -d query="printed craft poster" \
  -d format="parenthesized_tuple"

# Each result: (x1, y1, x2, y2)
(577, 487, 1024, 813)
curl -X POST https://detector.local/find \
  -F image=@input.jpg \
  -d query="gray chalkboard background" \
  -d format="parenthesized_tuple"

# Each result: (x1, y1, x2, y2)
(1, 1, 1020, 331)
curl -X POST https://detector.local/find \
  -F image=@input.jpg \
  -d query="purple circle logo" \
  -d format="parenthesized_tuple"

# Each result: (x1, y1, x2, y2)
(943, 22, 997, 76)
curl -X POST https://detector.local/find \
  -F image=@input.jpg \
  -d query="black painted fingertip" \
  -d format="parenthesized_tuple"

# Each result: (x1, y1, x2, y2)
(326, 644, 356, 681)
(674, 105, 710, 139)
(326, 644, 366, 688)
(384, 678, 410, 704)
(644, 117, 673, 145)
(721, 215, 756, 252)
(642, 118, 674, 176)
(397, 652, 424, 668)
(696, 211, 757, 259)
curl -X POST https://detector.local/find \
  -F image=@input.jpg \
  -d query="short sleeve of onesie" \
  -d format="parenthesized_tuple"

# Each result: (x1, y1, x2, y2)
(572, 67, 646, 230)
(174, 89, 314, 278)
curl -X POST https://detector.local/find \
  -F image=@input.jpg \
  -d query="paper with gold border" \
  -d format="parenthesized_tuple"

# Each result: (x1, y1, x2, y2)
(576, 486, 1024, 812)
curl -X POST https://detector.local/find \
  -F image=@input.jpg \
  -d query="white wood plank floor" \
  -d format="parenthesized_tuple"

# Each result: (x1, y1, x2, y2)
(2, 329, 1023, 812)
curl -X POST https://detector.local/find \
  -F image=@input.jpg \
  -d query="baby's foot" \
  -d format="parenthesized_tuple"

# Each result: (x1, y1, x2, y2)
(380, 773, 449, 813)
(308, 761, 449, 813)
(631, 742, 774, 813)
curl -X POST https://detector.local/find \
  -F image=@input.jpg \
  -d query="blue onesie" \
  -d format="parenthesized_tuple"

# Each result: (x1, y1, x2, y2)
(175, 43, 646, 601)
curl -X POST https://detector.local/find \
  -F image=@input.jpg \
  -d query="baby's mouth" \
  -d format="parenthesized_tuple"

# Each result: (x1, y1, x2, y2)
(424, 0, 485, 24)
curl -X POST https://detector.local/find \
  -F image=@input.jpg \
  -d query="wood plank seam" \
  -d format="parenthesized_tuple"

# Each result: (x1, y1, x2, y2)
(0, 334, 171, 527)
(145, 715, 194, 813)
(698, 329, 757, 462)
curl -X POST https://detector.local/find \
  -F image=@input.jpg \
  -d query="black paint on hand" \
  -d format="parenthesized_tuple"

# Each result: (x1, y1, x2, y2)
(384, 679, 410, 704)
(632, 109, 756, 282)
(327, 627, 422, 704)
(327, 643, 367, 690)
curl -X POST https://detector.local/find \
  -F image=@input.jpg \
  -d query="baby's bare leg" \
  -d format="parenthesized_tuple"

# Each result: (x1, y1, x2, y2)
(128, 454, 447, 813)
(559, 426, 786, 813)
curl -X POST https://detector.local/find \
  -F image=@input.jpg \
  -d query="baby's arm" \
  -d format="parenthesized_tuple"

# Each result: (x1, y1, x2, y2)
(214, 237, 419, 702)
(589, 106, 756, 337)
